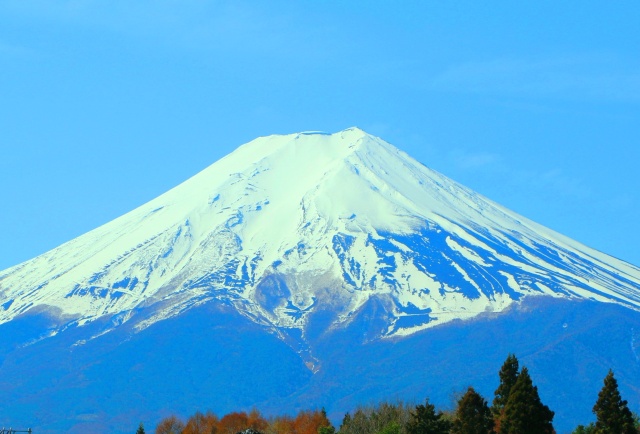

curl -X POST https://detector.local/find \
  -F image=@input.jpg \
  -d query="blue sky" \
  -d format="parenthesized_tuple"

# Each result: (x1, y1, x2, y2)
(1, 1, 639, 270)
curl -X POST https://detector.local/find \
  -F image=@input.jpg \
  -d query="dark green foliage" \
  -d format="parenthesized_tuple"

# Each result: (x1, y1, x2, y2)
(593, 370, 636, 434)
(492, 353, 519, 416)
(406, 399, 451, 434)
(340, 413, 352, 432)
(136, 422, 146, 434)
(573, 423, 596, 434)
(319, 426, 337, 434)
(451, 387, 494, 434)
(499, 367, 554, 434)
(319, 408, 336, 434)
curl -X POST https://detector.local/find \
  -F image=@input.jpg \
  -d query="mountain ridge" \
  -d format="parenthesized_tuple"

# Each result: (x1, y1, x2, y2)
(2, 128, 640, 433)
(1, 127, 639, 344)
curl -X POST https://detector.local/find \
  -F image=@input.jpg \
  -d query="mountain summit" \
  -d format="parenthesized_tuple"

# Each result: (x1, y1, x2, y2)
(2, 128, 639, 342)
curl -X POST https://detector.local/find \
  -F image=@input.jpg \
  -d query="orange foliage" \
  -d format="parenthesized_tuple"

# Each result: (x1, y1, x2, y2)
(268, 415, 295, 434)
(293, 409, 331, 434)
(247, 408, 269, 432)
(183, 410, 219, 434)
(156, 415, 185, 434)
(219, 411, 250, 434)
(156, 407, 331, 434)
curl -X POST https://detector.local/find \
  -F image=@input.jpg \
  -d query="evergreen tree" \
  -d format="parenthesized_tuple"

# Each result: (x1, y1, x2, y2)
(452, 387, 495, 434)
(319, 426, 336, 434)
(592, 370, 636, 434)
(136, 422, 146, 434)
(500, 367, 554, 434)
(572, 423, 596, 434)
(492, 354, 519, 417)
(406, 399, 451, 434)
(339, 412, 352, 433)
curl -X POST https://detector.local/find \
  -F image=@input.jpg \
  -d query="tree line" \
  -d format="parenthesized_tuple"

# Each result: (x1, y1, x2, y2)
(136, 354, 637, 434)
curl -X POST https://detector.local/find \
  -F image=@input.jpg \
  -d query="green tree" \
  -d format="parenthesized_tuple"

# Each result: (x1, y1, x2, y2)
(573, 423, 596, 434)
(452, 387, 495, 434)
(499, 367, 554, 434)
(406, 399, 451, 434)
(377, 421, 401, 434)
(136, 422, 146, 434)
(319, 426, 336, 434)
(339, 412, 352, 433)
(492, 354, 519, 417)
(593, 370, 636, 434)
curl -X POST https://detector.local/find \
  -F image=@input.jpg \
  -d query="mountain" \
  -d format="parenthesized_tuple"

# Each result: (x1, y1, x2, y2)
(1, 128, 639, 433)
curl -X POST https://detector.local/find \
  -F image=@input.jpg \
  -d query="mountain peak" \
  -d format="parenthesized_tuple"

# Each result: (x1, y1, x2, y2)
(1, 130, 639, 342)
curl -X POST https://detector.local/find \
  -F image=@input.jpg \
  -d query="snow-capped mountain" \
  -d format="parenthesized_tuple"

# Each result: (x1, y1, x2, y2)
(1, 127, 639, 343)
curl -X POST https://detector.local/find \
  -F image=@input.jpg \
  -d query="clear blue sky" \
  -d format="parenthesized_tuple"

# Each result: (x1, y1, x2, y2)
(1, 1, 639, 270)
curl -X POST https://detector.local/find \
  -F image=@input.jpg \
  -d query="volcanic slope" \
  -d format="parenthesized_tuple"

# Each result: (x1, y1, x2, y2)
(1, 127, 639, 343)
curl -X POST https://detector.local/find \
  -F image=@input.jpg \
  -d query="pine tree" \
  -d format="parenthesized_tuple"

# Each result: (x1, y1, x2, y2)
(592, 370, 636, 434)
(572, 423, 596, 434)
(500, 367, 554, 434)
(136, 422, 146, 434)
(339, 412, 352, 432)
(406, 399, 451, 434)
(492, 354, 519, 417)
(452, 387, 495, 434)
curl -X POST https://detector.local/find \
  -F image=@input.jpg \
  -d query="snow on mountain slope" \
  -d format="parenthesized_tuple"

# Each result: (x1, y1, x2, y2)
(1, 127, 639, 342)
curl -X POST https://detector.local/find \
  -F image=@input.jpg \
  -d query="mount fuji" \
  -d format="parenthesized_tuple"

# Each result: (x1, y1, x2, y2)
(1, 128, 639, 433)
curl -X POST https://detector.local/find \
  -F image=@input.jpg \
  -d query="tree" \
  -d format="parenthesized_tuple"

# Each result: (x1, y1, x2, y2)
(156, 415, 185, 434)
(219, 412, 250, 434)
(377, 421, 401, 434)
(406, 399, 451, 434)
(339, 413, 352, 433)
(247, 408, 268, 433)
(293, 409, 333, 434)
(592, 370, 636, 434)
(499, 367, 554, 434)
(572, 423, 596, 434)
(265, 415, 294, 434)
(137, 422, 146, 434)
(184, 411, 218, 434)
(492, 354, 519, 417)
(452, 387, 495, 434)
(319, 426, 336, 434)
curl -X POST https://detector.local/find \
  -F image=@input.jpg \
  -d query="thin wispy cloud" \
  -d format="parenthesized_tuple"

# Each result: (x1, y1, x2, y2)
(432, 55, 640, 102)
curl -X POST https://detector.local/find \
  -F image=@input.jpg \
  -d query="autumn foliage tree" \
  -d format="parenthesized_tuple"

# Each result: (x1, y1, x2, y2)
(247, 408, 269, 433)
(155, 415, 185, 434)
(265, 415, 295, 434)
(292, 408, 333, 434)
(183, 411, 219, 434)
(218, 411, 250, 434)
